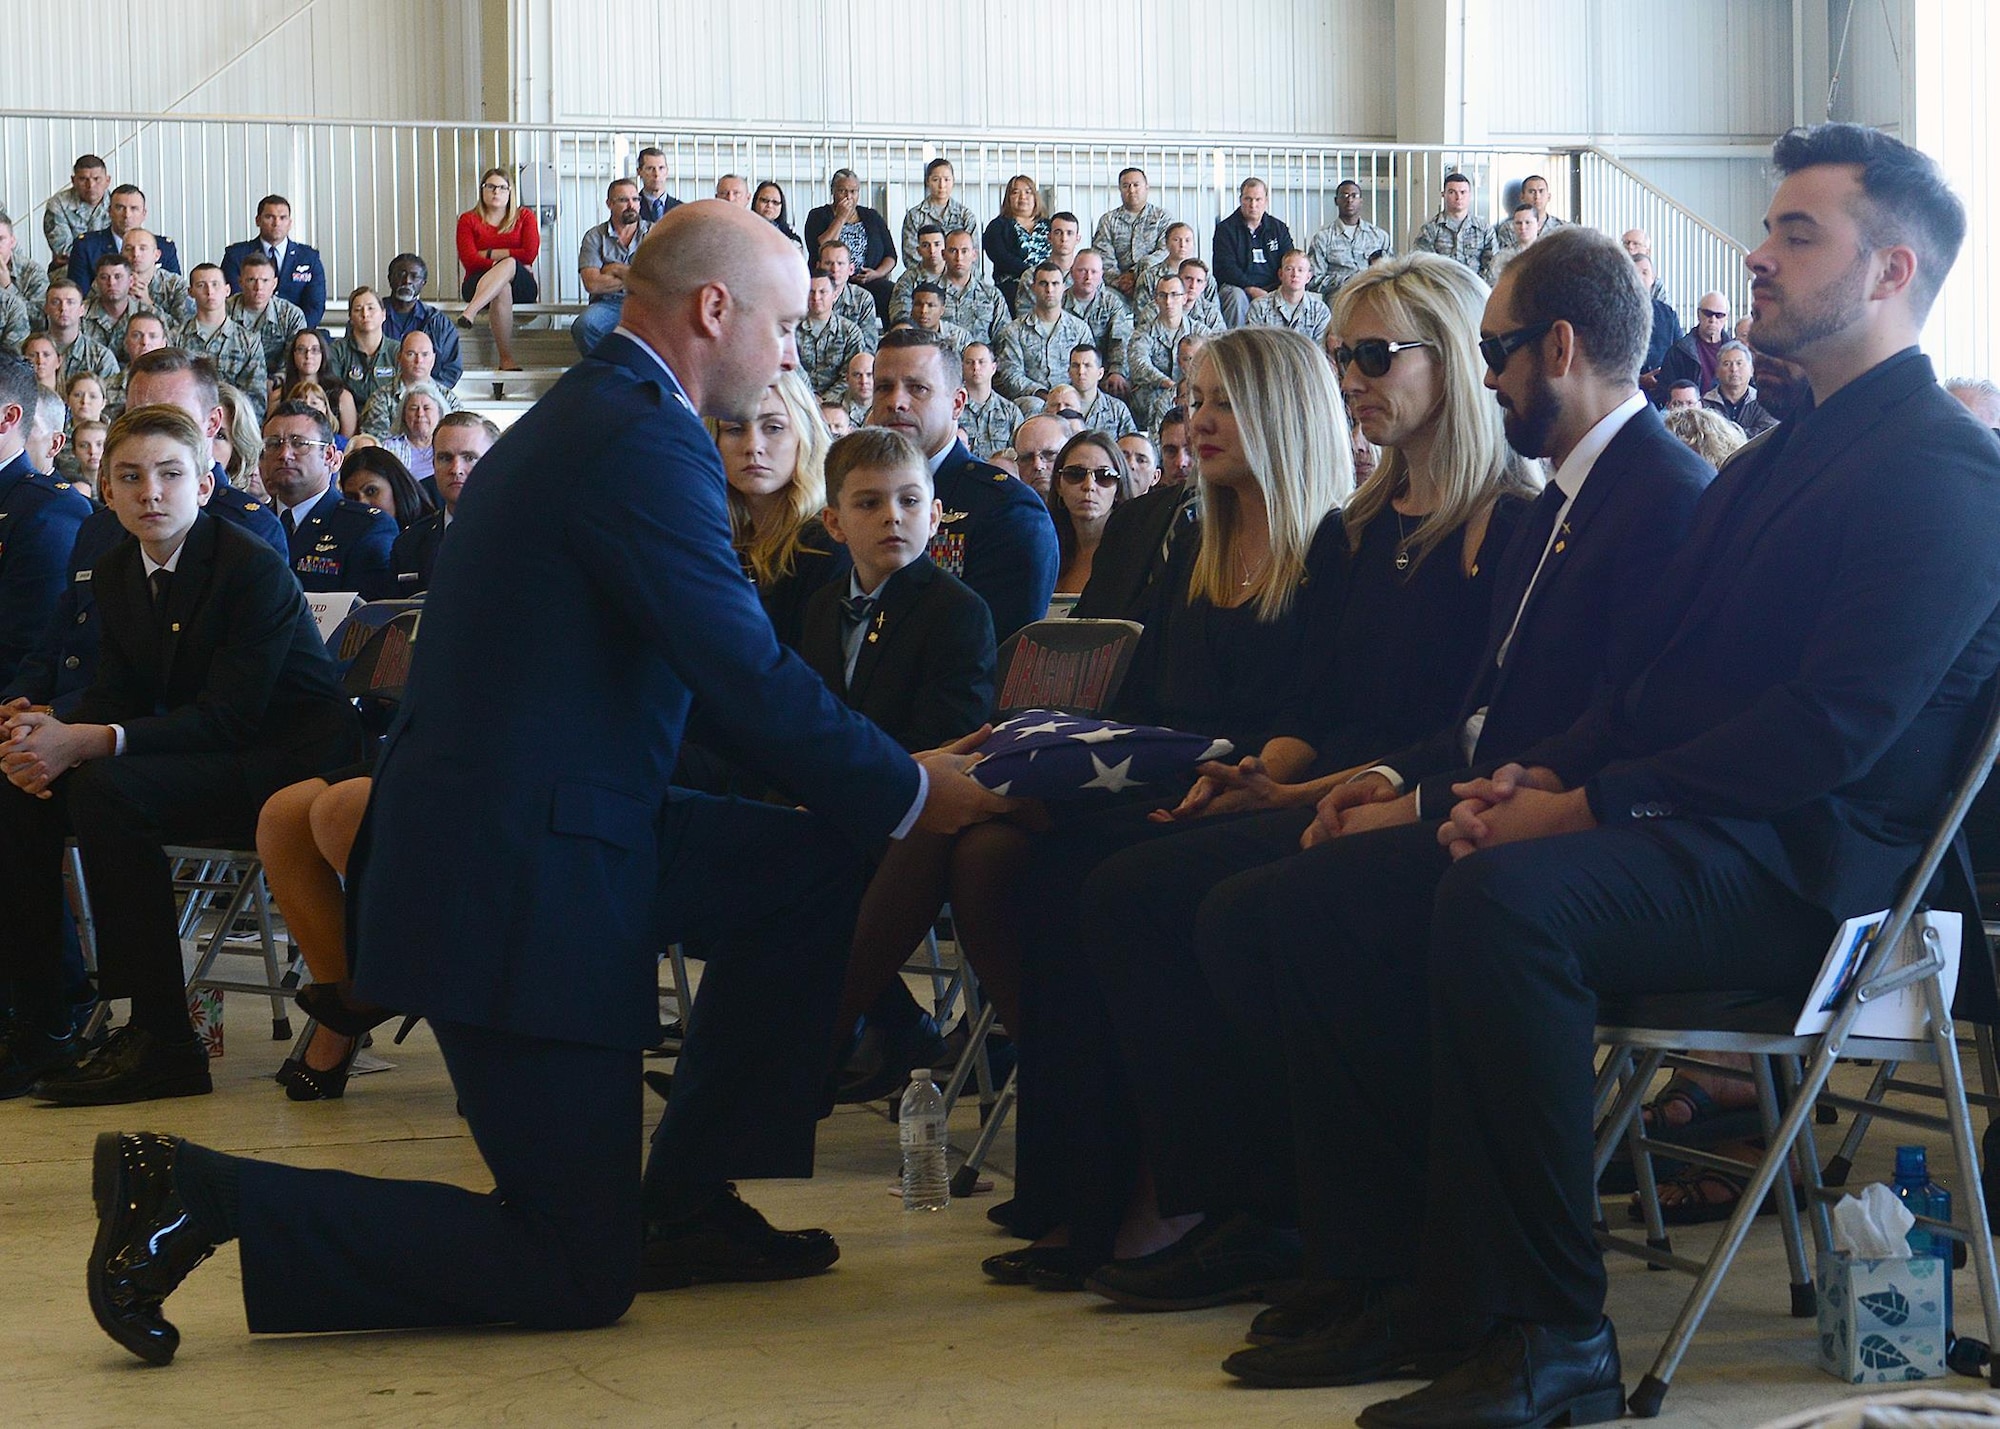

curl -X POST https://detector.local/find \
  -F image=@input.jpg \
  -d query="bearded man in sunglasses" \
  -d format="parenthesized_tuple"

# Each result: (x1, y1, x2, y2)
(1654, 289, 1732, 406)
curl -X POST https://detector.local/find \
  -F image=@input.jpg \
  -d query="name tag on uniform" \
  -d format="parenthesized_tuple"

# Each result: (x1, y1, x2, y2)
(75, 569, 91, 582)
(1249, 246, 1265, 263)
(396, 571, 421, 584)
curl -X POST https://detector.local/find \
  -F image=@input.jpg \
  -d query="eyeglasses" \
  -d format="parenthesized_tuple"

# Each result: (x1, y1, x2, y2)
(1333, 338, 1433, 379)
(1698, 307, 1729, 321)
(262, 436, 331, 454)
(1478, 322, 1554, 374)
(1058, 465, 1120, 488)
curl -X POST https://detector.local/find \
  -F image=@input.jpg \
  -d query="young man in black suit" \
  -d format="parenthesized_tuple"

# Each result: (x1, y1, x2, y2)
(390, 411, 496, 595)
(1157, 127, 1998, 1428)
(0, 405, 362, 1104)
(800, 427, 995, 752)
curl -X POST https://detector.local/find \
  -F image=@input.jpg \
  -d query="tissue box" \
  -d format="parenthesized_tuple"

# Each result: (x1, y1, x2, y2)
(1817, 1251, 1947, 1383)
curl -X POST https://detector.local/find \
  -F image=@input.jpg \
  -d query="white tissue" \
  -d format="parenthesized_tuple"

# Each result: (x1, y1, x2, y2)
(1831, 1182, 1916, 1259)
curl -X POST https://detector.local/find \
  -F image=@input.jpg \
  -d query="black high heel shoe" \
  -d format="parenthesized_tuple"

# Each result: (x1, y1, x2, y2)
(294, 983, 399, 1039)
(283, 1030, 362, 1101)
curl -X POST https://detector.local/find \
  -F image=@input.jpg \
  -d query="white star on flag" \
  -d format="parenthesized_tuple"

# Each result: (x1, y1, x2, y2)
(1011, 718, 1073, 736)
(1081, 754, 1143, 792)
(1069, 725, 1135, 744)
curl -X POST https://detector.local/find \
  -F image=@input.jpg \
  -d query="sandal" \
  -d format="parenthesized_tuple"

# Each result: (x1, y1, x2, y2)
(1639, 1077, 1764, 1148)
(1627, 1162, 1803, 1226)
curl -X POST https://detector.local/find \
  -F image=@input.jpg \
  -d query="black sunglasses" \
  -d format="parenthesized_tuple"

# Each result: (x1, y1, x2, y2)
(1698, 307, 1730, 320)
(1058, 465, 1120, 488)
(1478, 321, 1554, 374)
(1333, 338, 1432, 379)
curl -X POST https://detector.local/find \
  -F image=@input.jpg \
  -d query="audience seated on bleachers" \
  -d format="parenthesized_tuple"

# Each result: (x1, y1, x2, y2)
(1066, 345, 1137, 439)
(80, 255, 143, 356)
(996, 263, 1093, 408)
(220, 194, 328, 328)
(120, 229, 190, 327)
(1700, 338, 1777, 435)
(1212, 178, 1294, 328)
(906, 284, 972, 354)
(713, 174, 751, 207)
(751, 180, 809, 260)
(1062, 251, 1134, 394)
(817, 240, 883, 350)
(634, 145, 681, 223)
(68, 185, 180, 288)
(1050, 430, 1139, 595)
(42, 154, 110, 279)
(984, 175, 1052, 314)
(805, 170, 897, 320)
(1116, 431, 1158, 492)
(1010, 211, 1083, 317)
(958, 343, 1016, 459)
(888, 224, 950, 325)
(835, 349, 874, 428)
(1410, 171, 1489, 271)
(1480, 202, 1542, 283)
(0, 222, 32, 353)
(275, 328, 355, 435)
(1010, 412, 1066, 502)
(44, 281, 119, 387)
(1307, 180, 1393, 299)
(900, 158, 979, 272)
(359, 332, 464, 439)
(225, 253, 308, 375)
(1, 214, 50, 324)
(259, 399, 397, 599)
(572, 178, 651, 358)
(1246, 250, 1332, 342)
(1663, 376, 1702, 411)
(1946, 375, 2000, 431)
(0, 403, 362, 1107)
(934, 229, 1008, 347)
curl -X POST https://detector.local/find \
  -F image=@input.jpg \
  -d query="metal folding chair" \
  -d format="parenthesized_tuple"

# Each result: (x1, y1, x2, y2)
(177, 847, 298, 1041)
(1593, 697, 2000, 1417)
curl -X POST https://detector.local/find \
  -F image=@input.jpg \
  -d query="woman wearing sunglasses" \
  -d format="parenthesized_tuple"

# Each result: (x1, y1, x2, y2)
(1052, 432, 1139, 596)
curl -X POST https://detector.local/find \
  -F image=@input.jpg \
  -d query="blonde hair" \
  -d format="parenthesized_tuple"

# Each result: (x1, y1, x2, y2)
(711, 367, 831, 585)
(475, 166, 523, 233)
(1663, 405, 1747, 466)
(285, 379, 332, 417)
(214, 383, 262, 487)
(1333, 253, 1540, 571)
(1188, 326, 1352, 620)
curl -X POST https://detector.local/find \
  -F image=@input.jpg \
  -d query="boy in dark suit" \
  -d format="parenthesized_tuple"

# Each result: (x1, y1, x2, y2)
(0, 405, 361, 1104)
(801, 427, 995, 751)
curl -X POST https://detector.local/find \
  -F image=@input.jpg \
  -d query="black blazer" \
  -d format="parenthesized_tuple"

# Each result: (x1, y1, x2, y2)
(1378, 402, 1715, 813)
(1525, 350, 2000, 940)
(798, 557, 995, 753)
(72, 513, 363, 787)
(1072, 483, 1199, 623)
(390, 510, 448, 595)
(802, 204, 896, 274)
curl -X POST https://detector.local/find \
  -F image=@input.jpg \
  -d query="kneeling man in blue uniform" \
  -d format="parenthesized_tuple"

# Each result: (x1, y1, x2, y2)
(84, 200, 1014, 1363)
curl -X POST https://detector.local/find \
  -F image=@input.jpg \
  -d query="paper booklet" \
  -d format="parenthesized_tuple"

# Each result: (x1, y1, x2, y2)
(1793, 909, 1962, 1041)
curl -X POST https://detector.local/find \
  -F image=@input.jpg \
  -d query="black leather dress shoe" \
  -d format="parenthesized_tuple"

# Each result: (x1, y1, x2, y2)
(638, 1185, 839, 1291)
(34, 1026, 211, 1106)
(0, 1019, 80, 1099)
(1226, 1300, 1480, 1388)
(88, 1133, 218, 1365)
(981, 1244, 1102, 1291)
(1357, 1318, 1625, 1429)
(1082, 1212, 1302, 1311)
(1246, 1277, 1384, 1345)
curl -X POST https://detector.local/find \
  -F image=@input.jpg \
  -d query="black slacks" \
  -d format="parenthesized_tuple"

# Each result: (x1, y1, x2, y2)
(236, 791, 868, 1333)
(0, 753, 271, 1035)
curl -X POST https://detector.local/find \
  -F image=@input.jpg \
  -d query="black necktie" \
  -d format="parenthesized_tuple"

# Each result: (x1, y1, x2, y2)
(149, 567, 172, 621)
(281, 508, 296, 538)
(841, 594, 878, 628)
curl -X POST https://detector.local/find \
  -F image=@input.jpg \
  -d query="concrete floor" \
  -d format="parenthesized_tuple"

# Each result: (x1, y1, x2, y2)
(1, 1010, 1989, 1428)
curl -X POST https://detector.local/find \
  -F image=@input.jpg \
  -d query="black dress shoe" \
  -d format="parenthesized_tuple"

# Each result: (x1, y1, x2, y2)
(638, 1185, 839, 1291)
(1357, 1318, 1625, 1429)
(34, 1026, 211, 1106)
(1081, 1212, 1302, 1311)
(0, 1019, 80, 1099)
(1225, 1300, 1479, 1388)
(1246, 1277, 1383, 1345)
(981, 1244, 1102, 1290)
(88, 1133, 218, 1365)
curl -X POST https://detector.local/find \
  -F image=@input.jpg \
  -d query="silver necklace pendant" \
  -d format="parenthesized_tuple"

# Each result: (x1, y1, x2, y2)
(1395, 547, 1411, 571)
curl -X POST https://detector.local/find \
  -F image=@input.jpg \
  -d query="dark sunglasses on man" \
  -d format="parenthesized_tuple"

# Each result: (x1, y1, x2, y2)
(1057, 464, 1120, 488)
(1332, 337, 1433, 379)
(1478, 321, 1554, 374)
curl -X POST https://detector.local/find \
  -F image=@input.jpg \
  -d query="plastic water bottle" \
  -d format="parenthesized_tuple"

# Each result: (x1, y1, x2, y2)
(1895, 1144, 1953, 1332)
(900, 1069, 949, 1212)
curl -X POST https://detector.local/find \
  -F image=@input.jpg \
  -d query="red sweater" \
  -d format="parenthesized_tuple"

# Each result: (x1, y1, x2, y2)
(457, 208, 541, 276)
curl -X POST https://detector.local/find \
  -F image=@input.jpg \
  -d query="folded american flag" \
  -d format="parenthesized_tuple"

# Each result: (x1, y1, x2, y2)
(968, 710, 1234, 800)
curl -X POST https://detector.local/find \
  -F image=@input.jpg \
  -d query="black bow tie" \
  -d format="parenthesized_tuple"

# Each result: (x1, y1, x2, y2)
(841, 594, 878, 628)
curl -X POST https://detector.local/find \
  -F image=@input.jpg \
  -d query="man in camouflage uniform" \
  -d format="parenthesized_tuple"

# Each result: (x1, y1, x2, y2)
(816, 241, 881, 349)
(907, 284, 972, 354)
(888, 224, 950, 324)
(933, 230, 1007, 347)
(996, 262, 1093, 406)
(1306, 180, 1393, 299)
(0, 216, 49, 337)
(957, 342, 1015, 459)
(100, 312, 172, 419)
(1410, 172, 1491, 271)
(1178, 259, 1226, 332)
(121, 230, 192, 325)
(797, 273, 865, 399)
(226, 252, 308, 375)
(1063, 250, 1135, 394)
(1128, 275, 1205, 434)
(1093, 167, 1173, 304)
(1068, 345, 1137, 438)
(1011, 212, 1084, 317)
(359, 330, 463, 438)
(80, 254, 144, 355)
(1481, 174, 1567, 275)
(1246, 250, 1332, 343)
(42, 155, 110, 278)
(42, 282, 118, 386)
(176, 264, 268, 415)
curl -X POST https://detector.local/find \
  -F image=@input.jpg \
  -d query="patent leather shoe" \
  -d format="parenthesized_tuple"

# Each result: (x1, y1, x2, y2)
(88, 1133, 218, 1365)
(981, 1244, 1102, 1290)
(1356, 1317, 1625, 1429)
(639, 1184, 839, 1291)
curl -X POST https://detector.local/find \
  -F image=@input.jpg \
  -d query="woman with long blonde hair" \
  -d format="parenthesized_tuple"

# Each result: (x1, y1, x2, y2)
(455, 166, 541, 372)
(709, 367, 841, 650)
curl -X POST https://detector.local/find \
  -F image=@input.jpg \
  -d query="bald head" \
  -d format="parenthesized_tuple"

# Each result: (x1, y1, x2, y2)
(623, 199, 811, 422)
(1696, 291, 1730, 341)
(1621, 228, 1651, 257)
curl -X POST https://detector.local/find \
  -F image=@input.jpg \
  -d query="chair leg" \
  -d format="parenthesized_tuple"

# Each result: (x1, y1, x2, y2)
(249, 868, 291, 1040)
(940, 1003, 995, 1118)
(950, 1065, 1017, 1199)
(1823, 1058, 1898, 1186)
(1925, 982, 2000, 1387)
(1752, 1055, 1815, 1317)
(668, 943, 694, 1023)
(1976, 1022, 2000, 1110)
(1780, 1054, 1837, 1258)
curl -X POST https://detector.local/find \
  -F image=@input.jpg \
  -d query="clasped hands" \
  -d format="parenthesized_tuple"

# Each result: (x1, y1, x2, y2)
(0, 697, 113, 799)
(1433, 763, 1596, 860)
